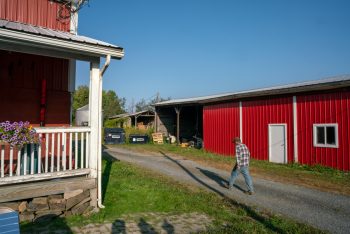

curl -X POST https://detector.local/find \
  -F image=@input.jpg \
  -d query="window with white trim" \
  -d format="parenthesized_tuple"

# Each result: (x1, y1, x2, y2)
(313, 124, 338, 148)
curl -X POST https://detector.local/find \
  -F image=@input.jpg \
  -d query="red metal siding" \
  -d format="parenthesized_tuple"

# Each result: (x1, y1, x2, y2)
(242, 97, 294, 162)
(203, 102, 240, 156)
(297, 90, 350, 171)
(0, 0, 70, 31)
(0, 50, 70, 126)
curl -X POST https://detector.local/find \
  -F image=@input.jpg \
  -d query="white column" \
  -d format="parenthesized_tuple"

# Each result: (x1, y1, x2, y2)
(293, 96, 298, 163)
(89, 60, 100, 179)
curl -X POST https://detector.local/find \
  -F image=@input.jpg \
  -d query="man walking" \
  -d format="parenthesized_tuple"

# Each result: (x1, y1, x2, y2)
(227, 137, 254, 195)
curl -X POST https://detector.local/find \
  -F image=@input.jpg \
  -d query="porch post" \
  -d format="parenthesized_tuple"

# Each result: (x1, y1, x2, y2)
(89, 61, 100, 180)
(175, 106, 181, 145)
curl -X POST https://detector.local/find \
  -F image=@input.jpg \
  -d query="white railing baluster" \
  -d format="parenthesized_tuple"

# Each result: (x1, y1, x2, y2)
(85, 132, 89, 168)
(63, 132, 66, 171)
(69, 132, 72, 170)
(9, 147, 13, 177)
(45, 134, 49, 173)
(57, 133, 61, 172)
(80, 132, 84, 169)
(0, 127, 91, 184)
(1, 145, 4, 177)
(30, 144, 34, 175)
(17, 150, 21, 176)
(23, 146, 27, 176)
(38, 134, 42, 174)
(75, 132, 78, 169)
(51, 133, 55, 173)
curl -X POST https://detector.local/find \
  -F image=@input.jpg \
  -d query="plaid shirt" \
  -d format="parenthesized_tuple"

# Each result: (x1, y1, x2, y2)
(235, 143, 250, 168)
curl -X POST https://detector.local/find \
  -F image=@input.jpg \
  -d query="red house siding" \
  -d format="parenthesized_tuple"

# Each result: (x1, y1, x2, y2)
(242, 96, 294, 162)
(0, 0, 70, 31)
(203, 103, 240, 156)
(297, 90, 350, 171)
(0, 50, 70, 126)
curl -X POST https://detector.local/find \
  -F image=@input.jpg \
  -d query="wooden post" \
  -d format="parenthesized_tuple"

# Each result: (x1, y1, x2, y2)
(154, 108, 158, 132)
(88, 60, 100, 180)
(175, 106, 181, 145)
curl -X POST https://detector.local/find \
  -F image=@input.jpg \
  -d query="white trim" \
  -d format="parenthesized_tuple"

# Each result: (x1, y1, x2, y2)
(268, 124, 288, 164)
(239, 101, 243, 141)
(0, 169, 90, 186)
(313, 123, 339, 148)
(0, 28, 124, 59)
(293, 96, 298, 163)
(35, 126, 90, 133)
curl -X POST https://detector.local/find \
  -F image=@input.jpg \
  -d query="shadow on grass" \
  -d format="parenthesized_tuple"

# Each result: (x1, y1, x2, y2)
(159, 151, 285, 233)
(20, 217, 73, 234)
(102, 145, 120, 202)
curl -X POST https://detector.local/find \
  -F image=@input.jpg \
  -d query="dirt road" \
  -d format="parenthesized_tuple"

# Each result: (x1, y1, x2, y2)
(105, 147, 350, 234)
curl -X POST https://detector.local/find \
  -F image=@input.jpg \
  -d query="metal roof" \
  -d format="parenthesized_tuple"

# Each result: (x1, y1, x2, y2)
(0, 19, 124, 60)
(109, 110, 155, 119)
(155, 75, 350, 107)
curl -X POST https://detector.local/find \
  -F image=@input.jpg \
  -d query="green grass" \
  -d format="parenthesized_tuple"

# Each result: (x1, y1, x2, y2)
(22, 153, 324, 233)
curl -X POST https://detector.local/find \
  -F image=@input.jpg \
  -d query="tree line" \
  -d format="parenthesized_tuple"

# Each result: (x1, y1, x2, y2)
(73, 85, 169, 122)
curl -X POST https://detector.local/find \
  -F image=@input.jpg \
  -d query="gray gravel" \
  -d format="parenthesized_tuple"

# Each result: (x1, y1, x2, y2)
(105, 147, 350, 234)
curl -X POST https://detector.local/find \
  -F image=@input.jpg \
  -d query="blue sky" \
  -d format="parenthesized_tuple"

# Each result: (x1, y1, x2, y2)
(76, 0, 350, 109)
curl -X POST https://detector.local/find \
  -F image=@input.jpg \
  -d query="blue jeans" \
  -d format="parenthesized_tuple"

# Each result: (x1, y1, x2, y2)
(228, 165, 254, 192)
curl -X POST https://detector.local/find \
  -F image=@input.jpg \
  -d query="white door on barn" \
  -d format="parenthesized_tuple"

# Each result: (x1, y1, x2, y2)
(269, 124, 287, 164)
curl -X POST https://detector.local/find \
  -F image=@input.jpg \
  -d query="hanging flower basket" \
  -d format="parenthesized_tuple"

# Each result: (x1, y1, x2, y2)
(0, 121, 40, 149)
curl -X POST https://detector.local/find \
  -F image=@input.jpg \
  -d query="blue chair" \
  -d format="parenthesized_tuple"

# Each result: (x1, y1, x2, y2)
(0, 207, 20, 234)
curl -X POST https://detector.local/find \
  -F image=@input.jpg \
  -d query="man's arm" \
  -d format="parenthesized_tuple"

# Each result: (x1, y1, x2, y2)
(236, 146, 242, 168)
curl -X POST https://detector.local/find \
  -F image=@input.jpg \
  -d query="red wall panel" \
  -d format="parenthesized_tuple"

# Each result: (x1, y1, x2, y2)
(0, 0, 70, 31)
(297, 90, 350, 171)
(0, 50, 70, 126)
(242, 97, 294, 162)
(203, 102, 240, 156)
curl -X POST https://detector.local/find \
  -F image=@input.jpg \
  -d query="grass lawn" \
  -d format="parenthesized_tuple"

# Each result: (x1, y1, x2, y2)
(113, 143, 350, 196)
(21, 153, 323, 233)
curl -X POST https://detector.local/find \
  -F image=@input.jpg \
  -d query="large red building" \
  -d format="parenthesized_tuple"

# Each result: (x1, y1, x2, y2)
(155, 76, 350, 171)
(0, 0, 124, 213)
(0, 0, 75, 126)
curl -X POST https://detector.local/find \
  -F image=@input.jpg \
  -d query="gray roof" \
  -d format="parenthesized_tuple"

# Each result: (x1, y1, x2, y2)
(155, 75, 350, 107)
(0, 19, 121, 49)
(109, 110, 155, 119)
(76, 104, 89, 111)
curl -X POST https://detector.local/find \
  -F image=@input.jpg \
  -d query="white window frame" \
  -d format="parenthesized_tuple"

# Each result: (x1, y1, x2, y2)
(313, 123, 339, 148)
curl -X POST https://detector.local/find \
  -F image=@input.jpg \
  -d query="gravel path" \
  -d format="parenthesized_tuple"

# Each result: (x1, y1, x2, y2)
(105, 147, 350, 234)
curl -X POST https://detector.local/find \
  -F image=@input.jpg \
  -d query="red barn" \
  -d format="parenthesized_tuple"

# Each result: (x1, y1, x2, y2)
(155, 76, 350, 171)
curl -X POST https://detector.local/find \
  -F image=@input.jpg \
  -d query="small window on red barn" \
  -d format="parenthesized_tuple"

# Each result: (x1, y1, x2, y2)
(313, 124, 338, 148)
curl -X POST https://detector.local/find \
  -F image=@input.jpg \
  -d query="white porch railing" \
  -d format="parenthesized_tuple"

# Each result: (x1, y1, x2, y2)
(0, 127, 91, 185)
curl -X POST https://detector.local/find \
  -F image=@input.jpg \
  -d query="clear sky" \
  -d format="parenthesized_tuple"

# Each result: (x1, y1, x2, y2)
(76, 0, 350, 109)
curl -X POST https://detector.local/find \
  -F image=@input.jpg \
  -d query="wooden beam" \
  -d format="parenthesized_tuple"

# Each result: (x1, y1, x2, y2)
(0, 177, 96, 203)
(175, 107, 181, 145)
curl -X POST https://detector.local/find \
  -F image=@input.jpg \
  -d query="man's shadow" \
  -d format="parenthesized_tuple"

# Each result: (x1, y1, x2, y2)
(196, 167, 246, 193)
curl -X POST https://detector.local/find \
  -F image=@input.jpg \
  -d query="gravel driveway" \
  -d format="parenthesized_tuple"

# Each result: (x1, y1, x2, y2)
(105, 147, 350, 234)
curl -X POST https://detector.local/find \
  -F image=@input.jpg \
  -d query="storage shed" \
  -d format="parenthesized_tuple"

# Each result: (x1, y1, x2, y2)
(155, 75, 350, 171)
(75, 104, 89, 126)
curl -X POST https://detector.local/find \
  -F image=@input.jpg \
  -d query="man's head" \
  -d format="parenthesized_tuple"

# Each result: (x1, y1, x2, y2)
(232, 137, 241, 144)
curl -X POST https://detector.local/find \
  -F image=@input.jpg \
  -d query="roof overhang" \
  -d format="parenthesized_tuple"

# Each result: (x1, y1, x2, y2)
(155, 75, 350, 107)
(0, 21, 124, 62)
